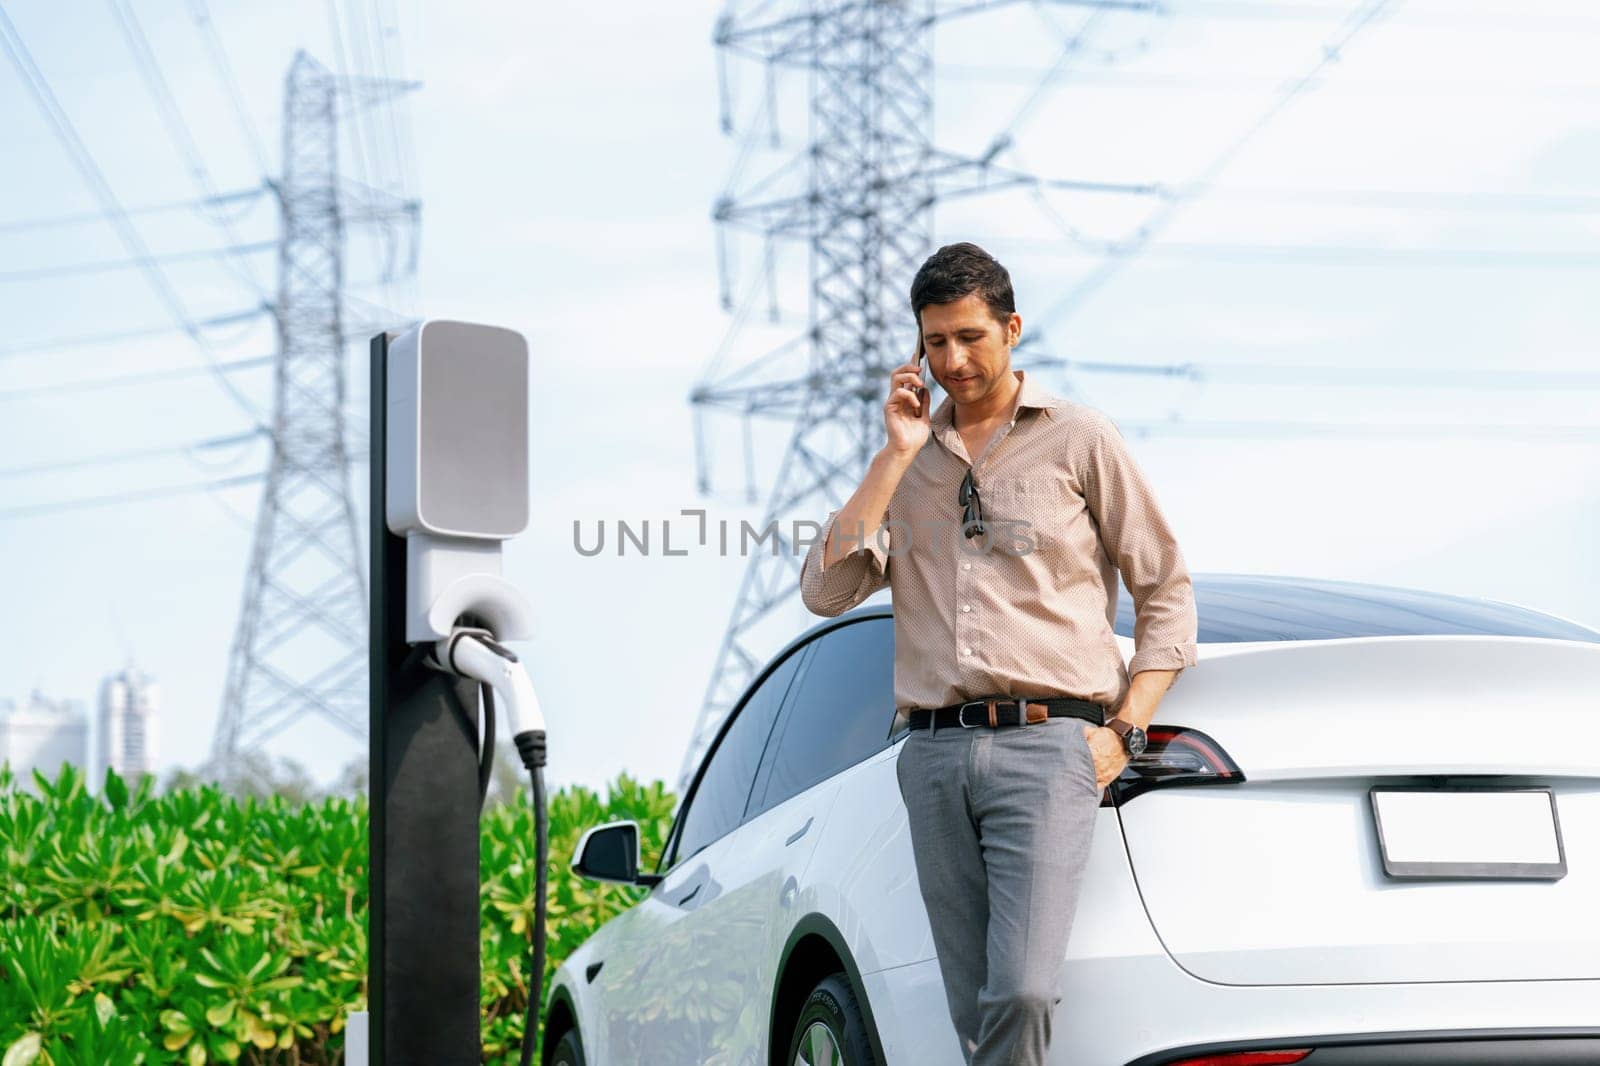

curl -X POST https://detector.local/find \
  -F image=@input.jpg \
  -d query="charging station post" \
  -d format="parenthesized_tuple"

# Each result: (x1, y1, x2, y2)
(362, 321, 542, 1066)
(367, 328, 486, 1064)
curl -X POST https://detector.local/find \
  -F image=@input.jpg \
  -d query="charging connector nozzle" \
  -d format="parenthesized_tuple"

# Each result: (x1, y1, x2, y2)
(427, 626, 547, 769)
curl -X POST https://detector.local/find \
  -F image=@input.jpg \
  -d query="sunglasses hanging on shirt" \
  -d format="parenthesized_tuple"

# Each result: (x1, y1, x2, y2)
(959, 467, 985, 540)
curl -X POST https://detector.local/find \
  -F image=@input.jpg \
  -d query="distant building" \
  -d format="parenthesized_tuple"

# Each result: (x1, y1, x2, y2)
(100, 665, 160, 781)
(0, 691, 89, 782)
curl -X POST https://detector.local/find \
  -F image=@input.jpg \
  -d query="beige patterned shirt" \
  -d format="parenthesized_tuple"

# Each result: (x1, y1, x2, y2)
(799, 369, 1198, 718)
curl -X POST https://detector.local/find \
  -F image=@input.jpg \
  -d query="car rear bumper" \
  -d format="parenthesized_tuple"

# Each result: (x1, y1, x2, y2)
(1069, 949, 1600, 1066)
(1126, 1027, 1600, 1065)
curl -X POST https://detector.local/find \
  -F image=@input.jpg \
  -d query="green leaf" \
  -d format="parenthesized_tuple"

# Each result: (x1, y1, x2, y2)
(2, 1033, 41, 1066)
(103, 770, 129, 812)
(94, 991, 116, 1024)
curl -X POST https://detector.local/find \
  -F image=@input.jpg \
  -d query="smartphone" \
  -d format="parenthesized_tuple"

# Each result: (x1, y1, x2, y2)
(913, 335, 929, 411)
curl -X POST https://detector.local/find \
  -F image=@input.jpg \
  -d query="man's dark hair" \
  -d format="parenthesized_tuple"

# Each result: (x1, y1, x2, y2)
(909, 242, 1016, 328)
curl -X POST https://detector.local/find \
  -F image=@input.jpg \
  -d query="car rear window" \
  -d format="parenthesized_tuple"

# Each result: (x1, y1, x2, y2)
(1112, 574, 1600, 644)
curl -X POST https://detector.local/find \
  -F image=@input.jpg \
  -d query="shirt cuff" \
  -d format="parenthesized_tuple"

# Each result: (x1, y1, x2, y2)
(823, 508, 890, 572)
(1127, 642, 1198, 678)
(798, 509, 891, 616)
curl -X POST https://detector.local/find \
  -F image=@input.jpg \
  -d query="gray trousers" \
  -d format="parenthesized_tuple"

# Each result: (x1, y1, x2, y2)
(894, 712, 1103, 1066)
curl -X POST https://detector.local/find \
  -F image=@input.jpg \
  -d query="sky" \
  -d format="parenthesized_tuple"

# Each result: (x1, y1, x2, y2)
(1, 0, 1598, 795)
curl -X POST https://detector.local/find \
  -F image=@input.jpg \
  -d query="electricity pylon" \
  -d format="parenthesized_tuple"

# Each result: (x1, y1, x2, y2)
(210, 51, 416, 778)
(679, 0, 1149, 792)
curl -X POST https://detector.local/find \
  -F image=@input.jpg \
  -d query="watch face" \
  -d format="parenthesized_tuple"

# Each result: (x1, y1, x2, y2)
(1125, 726, 1148, 758)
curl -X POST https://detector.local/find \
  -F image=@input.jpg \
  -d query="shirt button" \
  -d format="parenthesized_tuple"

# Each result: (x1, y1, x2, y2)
(961, 604, 971, 613)
(962, 562, 972, 571)
(962, 647, 973, 656)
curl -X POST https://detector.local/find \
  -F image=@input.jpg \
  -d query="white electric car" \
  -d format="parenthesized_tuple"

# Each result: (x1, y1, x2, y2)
(542, 572, 1600, 1066)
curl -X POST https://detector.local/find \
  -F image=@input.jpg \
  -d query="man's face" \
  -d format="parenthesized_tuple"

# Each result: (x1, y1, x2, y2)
(918, 291, 1022, 406)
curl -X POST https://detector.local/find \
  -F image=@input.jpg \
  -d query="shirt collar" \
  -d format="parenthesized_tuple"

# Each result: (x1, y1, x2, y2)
(929, 368, 1061, 434)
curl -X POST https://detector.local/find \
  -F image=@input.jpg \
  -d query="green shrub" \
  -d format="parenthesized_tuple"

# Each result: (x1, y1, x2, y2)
(0, 762, 677, 1065)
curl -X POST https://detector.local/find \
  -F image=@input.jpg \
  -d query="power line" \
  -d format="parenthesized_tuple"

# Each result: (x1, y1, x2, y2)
(0, 186, 267, 234)
(324, 0, 418, 319)
(370, 0, 425, 319)
(184, 0, 272, 176)
(0, 240, 277, 283)
(0, 307, 265, 360)
(0, 355, 273, 403)
(1006, 237, 1600, 269)
(371, 0, 420, 193)
(1172, 0, 1600, 31)
(1031, 0, 1401, 333)
(1117, 417, 1600, 442)
(0, 2, 269, 428)
(352, 0, 408, 198)
(942, 66, 1600, 98)
(1027, 355, 1600, 391)
(325, 2, 379, 257)
(974, 4, 1118, 163)
(0, 429, 265, 479)
(0, 472, 265, 521)
(105, 0, 272, 298)
(1188, 184, 1600, 215)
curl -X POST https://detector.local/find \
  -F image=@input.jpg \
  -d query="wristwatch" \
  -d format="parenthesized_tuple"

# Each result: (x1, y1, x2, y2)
(1103, 715, 1148, 758)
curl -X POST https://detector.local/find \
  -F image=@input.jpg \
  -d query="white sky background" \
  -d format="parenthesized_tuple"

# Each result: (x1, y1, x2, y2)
(1, 0, 1597, 792)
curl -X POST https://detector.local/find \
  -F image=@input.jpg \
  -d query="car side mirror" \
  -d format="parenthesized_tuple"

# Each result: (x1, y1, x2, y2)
(572, 820, 662, 887)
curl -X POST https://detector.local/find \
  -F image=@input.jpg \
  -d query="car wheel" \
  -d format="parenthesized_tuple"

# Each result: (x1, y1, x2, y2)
(786, 971, 875, 1066)
(549, 1027, 586, 1066)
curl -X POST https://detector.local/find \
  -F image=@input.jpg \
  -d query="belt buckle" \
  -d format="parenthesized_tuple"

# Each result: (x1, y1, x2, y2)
(957, 700, 986, 728)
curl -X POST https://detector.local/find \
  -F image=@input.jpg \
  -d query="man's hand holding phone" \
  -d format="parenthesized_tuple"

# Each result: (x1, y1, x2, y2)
(819, 340, 925, 572)
(885, 340, 931, 461)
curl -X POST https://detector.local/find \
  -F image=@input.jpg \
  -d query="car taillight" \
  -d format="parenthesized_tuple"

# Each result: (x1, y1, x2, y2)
(1161, 1051, 1311, 1066)
(1107, 725, 1245, 804)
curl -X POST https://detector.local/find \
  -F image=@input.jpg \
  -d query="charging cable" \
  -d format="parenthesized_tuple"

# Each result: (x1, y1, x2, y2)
(425, 625, 548, 1066)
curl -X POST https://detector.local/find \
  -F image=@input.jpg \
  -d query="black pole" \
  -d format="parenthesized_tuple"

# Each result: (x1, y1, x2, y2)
(369, 331, 483, 1065)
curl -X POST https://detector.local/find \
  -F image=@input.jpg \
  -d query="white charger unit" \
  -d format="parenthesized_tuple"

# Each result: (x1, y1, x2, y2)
(385, 319, 534, 643)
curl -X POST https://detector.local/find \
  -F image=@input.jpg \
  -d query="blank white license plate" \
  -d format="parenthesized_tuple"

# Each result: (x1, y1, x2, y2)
(1369, 787, 1566, 880)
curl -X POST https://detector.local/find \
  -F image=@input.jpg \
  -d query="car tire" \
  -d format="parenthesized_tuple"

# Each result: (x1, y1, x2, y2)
(549, 1027, 586, 1066)
(786, 971, 876, 1066)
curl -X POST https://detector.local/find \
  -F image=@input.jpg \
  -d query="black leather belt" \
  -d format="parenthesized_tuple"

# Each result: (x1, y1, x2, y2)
(907, 695, 1106, 731)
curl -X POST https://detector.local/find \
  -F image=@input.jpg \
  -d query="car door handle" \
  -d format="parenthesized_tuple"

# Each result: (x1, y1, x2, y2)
(786, 816, 814, 847)
(675, 882, 702, 907)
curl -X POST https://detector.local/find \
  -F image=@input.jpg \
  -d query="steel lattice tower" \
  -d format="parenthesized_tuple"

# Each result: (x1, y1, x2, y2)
(680, 0, 1147, 791)
(210, 51, 411, 776)
(679, 0, 940, 793)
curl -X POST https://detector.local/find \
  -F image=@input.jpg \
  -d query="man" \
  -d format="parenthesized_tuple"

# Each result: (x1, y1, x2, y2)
(798, 241, 1198, 1066)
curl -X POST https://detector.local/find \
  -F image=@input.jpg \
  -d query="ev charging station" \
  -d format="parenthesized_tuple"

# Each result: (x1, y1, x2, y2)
(351, 320, 549, 1065)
